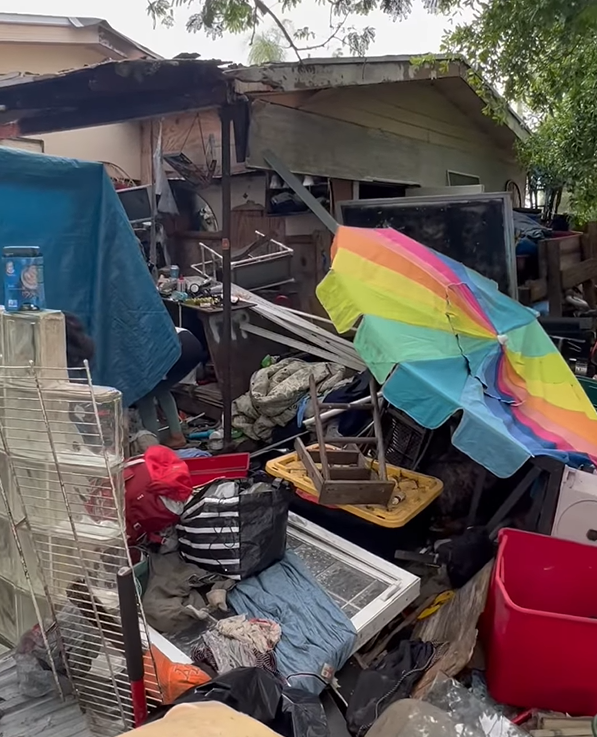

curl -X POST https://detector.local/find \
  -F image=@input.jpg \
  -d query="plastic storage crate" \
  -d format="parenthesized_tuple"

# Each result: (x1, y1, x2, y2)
(484, 528, 597, 714)
(266, 445, 443, 528)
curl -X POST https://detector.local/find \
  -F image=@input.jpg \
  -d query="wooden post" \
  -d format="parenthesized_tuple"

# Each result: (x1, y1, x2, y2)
(220, 105, 233, 450)
(582, 222, 597, 308)
(546, 239, 563, 316)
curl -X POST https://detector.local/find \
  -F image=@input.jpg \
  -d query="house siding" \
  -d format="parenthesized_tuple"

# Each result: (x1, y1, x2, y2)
(151, 78, 524, 195)
(248, 82, 524, 193)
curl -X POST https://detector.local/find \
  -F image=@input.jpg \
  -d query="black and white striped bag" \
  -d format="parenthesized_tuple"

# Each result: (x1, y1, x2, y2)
(177, 476, 291, 580)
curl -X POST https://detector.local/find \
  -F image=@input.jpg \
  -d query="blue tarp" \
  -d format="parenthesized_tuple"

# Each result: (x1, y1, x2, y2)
(0, 147, 180, 406)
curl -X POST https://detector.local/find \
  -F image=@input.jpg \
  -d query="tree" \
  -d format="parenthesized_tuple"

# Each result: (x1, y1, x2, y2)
(435, 0, 597, 220)
(247, 27, 289, 64)
(148, 0, 423, 61)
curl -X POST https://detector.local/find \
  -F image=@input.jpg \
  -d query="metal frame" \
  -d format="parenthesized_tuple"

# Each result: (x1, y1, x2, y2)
(0, 360, 161, 733)
(191, 234, 293, 282)
(288, 513, 420, 651)
(336, 191, 517, 297)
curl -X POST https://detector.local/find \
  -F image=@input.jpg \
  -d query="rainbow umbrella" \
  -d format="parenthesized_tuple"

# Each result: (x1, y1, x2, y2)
(316, 226, 597, 477)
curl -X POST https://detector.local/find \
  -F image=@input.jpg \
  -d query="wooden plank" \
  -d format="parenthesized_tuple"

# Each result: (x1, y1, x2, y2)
(161, 109, 247, 178)
(309, 374, 331, 480)
(546, 239, 563, 316)
(295, 437, 324, 493)
(248, 100, 424, 184)
(230, 203, 285, 252)
(557, 233, 583, 271)
(309, 449, 360, 464)
(301, 82, 497, 152)
(328, 467, 372, 480)
(581, 234, 597, 309)
(263, 148, 339, 233)
(319, 479, 395, 506)
(330, 178, 354, 212)
(529, 277, 547, 302)
(538, 238, 548, 281)
(561, 257, 597, 290)
(412, 561, 493, 697)
(586, 222, 597, 259)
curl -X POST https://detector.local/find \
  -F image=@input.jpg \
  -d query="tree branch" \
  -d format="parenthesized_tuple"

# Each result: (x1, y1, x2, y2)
(296, 15, 349, 51)
(254, 0, 304, 61)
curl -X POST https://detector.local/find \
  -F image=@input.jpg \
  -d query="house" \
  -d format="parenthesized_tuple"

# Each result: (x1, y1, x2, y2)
(0, 55, 528, 308)
(143, 56, 528, 306)
(0, 13, 160, 181)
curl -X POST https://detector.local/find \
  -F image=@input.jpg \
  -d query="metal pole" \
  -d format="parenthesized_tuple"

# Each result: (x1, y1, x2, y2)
(117, 567, 148, 728)
(149, 120, 158, 276)
(220, 105, 232, 450)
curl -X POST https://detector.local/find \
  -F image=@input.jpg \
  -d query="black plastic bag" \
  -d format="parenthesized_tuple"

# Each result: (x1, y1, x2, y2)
(151, 667, 329, 737)
(278, 687, 329, 737)
(346, 640, 435, 736)
(177, 476, 291, 580)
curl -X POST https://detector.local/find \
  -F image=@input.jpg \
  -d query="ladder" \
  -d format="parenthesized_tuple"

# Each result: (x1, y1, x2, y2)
(294, 375, 395, 506)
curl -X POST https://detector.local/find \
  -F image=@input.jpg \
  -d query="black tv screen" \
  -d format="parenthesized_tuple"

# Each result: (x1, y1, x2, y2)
(338, 194, 516, 296)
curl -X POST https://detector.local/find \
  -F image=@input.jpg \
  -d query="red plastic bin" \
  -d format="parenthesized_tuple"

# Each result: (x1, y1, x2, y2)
(483, 528, 597, 715)
(184, 453, 250, 487)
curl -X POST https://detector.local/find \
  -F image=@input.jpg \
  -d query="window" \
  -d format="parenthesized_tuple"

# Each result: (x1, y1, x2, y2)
(447, 170, 481, 187)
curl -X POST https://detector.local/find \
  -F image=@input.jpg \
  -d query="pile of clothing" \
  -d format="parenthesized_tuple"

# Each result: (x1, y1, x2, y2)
(231, 359, 348, 441)
(131, 454, 357, 696)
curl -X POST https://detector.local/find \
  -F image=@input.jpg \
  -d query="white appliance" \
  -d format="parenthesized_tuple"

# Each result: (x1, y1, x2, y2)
(552, 466, 597, 545)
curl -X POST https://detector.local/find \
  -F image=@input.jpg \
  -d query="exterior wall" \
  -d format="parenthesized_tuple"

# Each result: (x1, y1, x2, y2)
(0, 40, 143, 179)
(41, 124, 143, 180)
(150, 78, 524, 199)
(0, 42, 100, 73)
(0, 137, 43, 152)
(250, 81, 525, 193)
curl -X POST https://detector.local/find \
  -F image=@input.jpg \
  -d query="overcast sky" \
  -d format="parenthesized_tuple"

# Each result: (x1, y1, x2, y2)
(0, 0, 467, 63)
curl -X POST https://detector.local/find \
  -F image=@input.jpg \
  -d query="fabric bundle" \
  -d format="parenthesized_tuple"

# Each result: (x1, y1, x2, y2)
(231, 358, 347, 441)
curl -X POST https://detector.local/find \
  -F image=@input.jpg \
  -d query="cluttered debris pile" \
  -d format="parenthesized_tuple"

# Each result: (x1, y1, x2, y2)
(2, 221, 597, 737)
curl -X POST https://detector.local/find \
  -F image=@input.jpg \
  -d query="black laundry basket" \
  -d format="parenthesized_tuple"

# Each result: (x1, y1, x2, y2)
(382, 407, 432, 471)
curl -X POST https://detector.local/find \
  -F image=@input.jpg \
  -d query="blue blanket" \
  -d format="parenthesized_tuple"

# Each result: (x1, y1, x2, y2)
(229, 551, 356, 693)
(0, 147, 179, 406)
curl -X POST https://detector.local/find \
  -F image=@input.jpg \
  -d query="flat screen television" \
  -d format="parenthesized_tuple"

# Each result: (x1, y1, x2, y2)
(337, 192, 516, 297)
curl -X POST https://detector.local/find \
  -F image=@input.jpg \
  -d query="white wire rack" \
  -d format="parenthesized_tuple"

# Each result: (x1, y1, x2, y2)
(0, 362, 159, 736)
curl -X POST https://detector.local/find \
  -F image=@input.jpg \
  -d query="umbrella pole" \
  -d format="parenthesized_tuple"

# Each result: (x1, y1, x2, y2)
(370, 377, 387, 480)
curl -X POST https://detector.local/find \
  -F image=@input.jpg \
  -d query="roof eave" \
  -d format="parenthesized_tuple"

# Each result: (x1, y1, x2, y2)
(228, 55, 528, 141)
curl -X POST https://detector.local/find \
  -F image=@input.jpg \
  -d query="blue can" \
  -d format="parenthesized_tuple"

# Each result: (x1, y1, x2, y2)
(3, 246, 46, 312)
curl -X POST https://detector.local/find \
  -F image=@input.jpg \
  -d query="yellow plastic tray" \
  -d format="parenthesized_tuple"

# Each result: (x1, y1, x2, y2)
(266, 444, 443, 529)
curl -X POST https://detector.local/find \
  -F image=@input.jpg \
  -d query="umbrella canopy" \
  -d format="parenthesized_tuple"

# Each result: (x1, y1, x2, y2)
(316, 226, 597, 477)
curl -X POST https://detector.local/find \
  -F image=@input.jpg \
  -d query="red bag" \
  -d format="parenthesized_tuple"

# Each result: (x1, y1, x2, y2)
(125, 446, 194, 545)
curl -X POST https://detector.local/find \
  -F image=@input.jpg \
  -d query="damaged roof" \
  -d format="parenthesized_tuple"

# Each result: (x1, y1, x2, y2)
(227, 55, 528, 142)
(0, 54, 527, 145)
(0, 58, 230, 137)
